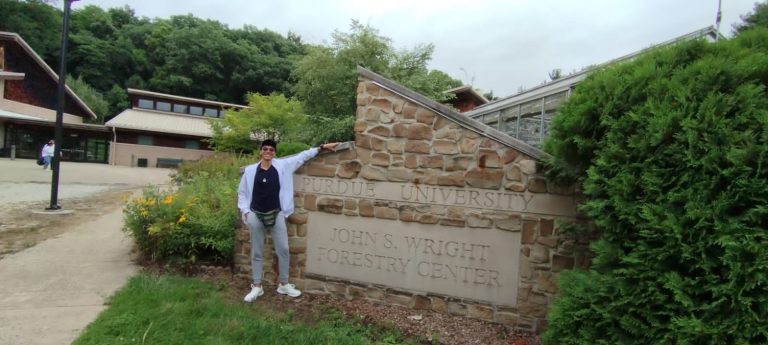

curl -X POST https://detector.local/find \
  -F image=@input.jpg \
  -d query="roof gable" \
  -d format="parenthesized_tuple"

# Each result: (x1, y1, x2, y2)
(0, 31, 96, 119)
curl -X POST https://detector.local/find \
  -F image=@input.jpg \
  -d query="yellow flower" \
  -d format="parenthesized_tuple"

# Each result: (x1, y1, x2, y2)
(163, 194, 174, 205)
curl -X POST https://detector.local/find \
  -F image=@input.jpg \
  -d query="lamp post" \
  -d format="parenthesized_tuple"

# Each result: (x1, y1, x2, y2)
(48, 0, 78, 211)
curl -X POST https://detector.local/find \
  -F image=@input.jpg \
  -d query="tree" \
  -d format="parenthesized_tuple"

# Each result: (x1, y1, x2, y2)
(66, 74, 108, 122)
(292, 20, 461, 118)
(733, 0, 768, 33)
(542, 29, 768, 344)
(0, 0, 60, 64)
(208, 93, 306, 153)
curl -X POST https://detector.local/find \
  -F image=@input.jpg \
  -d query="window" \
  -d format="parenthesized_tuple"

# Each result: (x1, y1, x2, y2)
(156, 101, 171, 112)
(172, 104, 188, 114)
(204, 108, 219, 117)
(138, 99, 153, 109)
(185, 140, 200, 149)
(189, 106, 203, 115)
(137, 135, 154, 146)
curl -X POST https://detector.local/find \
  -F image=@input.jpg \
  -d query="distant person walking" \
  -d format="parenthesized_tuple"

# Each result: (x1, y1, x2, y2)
(237, 139, 339, 302)
(40, 140, 55, 171)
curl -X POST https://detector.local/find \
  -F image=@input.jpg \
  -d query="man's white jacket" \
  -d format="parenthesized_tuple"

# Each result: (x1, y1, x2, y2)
(237, 147, 320, 218)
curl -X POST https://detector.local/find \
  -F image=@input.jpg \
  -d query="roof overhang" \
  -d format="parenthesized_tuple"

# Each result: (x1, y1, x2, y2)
(0, 31, 97, 119)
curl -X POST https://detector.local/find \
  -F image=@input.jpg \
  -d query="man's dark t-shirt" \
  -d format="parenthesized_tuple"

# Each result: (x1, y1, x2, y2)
(250, 164, 280, 212)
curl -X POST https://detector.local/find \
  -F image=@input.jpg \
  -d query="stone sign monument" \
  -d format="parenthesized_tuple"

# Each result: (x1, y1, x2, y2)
(235, 67, 591, 332)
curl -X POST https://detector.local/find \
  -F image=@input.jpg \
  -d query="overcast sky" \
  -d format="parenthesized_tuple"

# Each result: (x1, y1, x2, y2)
(80, 0, 758, 97)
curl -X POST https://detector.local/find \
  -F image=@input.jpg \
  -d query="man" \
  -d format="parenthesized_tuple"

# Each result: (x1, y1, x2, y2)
(40, 139, 55, 171)
(237, 140, 339, 302)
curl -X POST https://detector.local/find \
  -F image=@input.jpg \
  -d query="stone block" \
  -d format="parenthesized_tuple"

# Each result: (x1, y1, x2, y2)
(349, 285, 367, 299)
(318, 197, 343, 214)
(447, 301, 467, 316)
(417, 213, 440, 224)
(387, 139, 405, 154)
(404, 154, 418, 168)
(419, 155, 444, 168)
(416, 108, 437, 124)
(371, 98, 393, 113)
(521, 222, 537, 244)
(440, 218, 466, 227)
(433, 140, 459, 154)
(297, 224, 307, 237)
(368, 125, 391, 137)
(478, 149, 502, 168)
(398, 205, 417, 222)
(402, 103, 418, 119)
(530, 246, 550, 264)
(459, 137, 479, 154)
(289, 237, 306, 254)
(360, 166, 387, 181)
(467, 213, 493, 228)
(287, 212, 308, 225)
(374, 206, 398, 220)
(468, 305, 494, 321)
(344, 198, 357, 210)
(411, 295, 431, 310)
(506, 165, 522, 181)
(354, 120, 368, 133)
(371, 135, 386, 151)
(358, 199, 374, 217)
(371, 152, 390, 166)
(388, 168, 411, 182)
(503, 149, 519, 163)
(303, 194, 317, 211)
(338, 160, 362, 178)
(539, 219, 554, 236)
(366, 286, 385, 300)
(494, 311, 519, 325)
(505, 181, 526, 192)
(495, 215, 521, 232)
(392, 123, 408, 137)
(307, 163, 336, 177)
(405, 140, 430, 153)
(431, 296, 447, 313)
(446, 156, 473, 171)
(355, 134, 371, 149)
(518, 159, 537, 175)
(407, 123, 434, 140)
(552, 254, 575, 272)
(393, 99, 405, 113)
(433, 116, 450, 130)
(465, 168, 503, 189)
(537, 236, 558, 248)
(434, 126, 460, 140)
(528, 178, 548, 193)
(437, 172, 465, 187)
(386, 293, 412, 307)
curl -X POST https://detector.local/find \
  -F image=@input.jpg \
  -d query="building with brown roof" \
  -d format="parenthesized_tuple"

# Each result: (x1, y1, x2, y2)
(106, 88, 247, 167)
(0, 31, 109, 162)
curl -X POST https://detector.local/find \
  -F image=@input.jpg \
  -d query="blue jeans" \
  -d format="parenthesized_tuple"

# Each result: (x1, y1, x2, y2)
(243, 211, 290, 285)
(42, 156, 52, 169)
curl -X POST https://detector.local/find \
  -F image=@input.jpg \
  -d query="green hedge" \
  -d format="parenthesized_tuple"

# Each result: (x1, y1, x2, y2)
(542, 29, 768, 344)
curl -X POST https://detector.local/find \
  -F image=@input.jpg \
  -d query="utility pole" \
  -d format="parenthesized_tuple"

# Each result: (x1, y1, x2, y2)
(48, 0, 78, 210)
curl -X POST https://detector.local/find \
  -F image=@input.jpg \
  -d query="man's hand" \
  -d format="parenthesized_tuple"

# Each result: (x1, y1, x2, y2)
(319, 142, 340, 152)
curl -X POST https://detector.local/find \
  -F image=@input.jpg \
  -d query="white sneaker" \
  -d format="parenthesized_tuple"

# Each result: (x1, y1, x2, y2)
(244, 285, 263, 302)
(277, 283, 301, 297)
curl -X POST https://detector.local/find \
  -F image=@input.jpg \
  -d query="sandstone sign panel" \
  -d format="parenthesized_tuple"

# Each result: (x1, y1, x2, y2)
(306, 212, 520, 305)
(296, 176, 578, 218)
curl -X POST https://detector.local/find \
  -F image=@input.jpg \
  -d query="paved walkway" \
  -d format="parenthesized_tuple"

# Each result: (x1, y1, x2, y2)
(0, 159, 172, 345)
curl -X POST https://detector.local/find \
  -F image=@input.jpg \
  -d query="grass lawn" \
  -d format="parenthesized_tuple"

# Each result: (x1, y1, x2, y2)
(73, 274, 416, 345)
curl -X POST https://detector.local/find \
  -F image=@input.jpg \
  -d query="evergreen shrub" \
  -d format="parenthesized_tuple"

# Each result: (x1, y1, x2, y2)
(542, 29, 768, 344)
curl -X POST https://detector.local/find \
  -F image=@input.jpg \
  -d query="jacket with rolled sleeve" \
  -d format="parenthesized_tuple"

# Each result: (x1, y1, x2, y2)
(237, 147, 320, 218)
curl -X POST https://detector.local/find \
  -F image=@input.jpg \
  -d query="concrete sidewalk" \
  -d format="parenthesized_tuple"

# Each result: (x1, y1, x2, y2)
(0, 207, 133, 345)
(0, 158, 173, 345)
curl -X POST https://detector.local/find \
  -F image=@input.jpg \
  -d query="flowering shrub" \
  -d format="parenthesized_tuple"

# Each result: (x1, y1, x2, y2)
(124, 161, 240, 265)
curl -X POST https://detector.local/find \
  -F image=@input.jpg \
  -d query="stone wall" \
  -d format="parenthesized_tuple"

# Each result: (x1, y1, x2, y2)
(234, 69, 591, 333)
